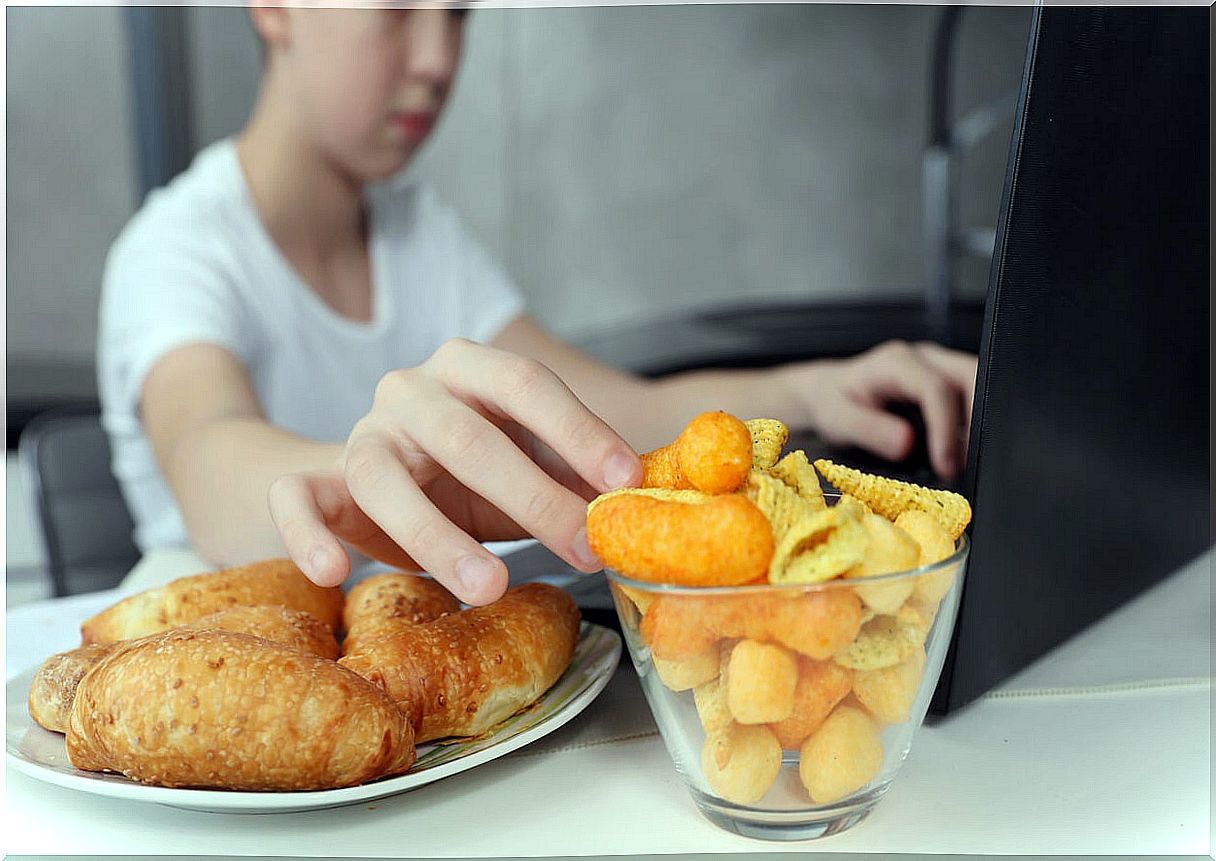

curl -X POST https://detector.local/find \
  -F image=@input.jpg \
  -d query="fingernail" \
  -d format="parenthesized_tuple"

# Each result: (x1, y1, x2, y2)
(307, 548, 330, 581)
(602, 451, 638, 490)
(571, 526, 602, 571)
(455, 555, 499, 596)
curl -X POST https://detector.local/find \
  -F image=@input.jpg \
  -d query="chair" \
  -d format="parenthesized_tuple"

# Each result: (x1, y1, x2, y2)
(18, 408, 141, 596)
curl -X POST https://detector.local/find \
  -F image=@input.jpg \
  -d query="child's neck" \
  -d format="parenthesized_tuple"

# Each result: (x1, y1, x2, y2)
(236, 93, 373, 322)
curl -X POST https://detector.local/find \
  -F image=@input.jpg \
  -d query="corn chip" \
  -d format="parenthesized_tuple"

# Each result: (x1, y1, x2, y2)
(745, 418, 789, 469)
(814, 460, 972, 539)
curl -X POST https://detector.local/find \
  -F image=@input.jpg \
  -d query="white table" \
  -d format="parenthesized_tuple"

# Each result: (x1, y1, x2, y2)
(4, 551, 1211, 857)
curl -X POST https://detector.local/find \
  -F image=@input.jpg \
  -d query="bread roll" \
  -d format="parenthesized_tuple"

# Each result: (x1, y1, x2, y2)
(67, 629, 414, 790)
(339, 583, 580, 741)
(80, 559, 343, 644)
(341, 572, 459, 656)
(30, 605, 338, 734)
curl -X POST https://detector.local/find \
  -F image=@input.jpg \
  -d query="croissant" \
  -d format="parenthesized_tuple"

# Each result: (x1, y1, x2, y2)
(67, 629, 415, 790)
(339, 583, 580, 742)
(30, 605, 338, 734)
(80, 559, 344, 644)
(341, 572, 460, 656)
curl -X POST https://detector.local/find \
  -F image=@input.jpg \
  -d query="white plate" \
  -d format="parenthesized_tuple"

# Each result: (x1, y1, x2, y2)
(6, 622, 621, 814)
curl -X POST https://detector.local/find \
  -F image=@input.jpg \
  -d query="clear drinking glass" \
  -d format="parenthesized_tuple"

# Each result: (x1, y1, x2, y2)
(606, 498, 968, 841)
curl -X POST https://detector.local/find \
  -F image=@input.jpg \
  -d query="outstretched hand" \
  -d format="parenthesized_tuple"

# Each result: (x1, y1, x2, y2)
(268, 339, 641, 604)
(776, 340, 977, 480)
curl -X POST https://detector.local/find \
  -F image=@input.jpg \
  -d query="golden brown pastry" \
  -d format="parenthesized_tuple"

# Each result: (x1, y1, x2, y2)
(339, 583, 580, 742)
(341, 572, 459, 656)
(80, 559, 343, 644)
(67, 629, 415, 790)
(190, 604, 339, 660)
(30, 605, 338, 734)
(28, 643, 123, 734)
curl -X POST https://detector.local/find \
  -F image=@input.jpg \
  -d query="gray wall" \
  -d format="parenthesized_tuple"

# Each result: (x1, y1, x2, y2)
(8, 5, 1031, 367)
(6, 6, 139, 364)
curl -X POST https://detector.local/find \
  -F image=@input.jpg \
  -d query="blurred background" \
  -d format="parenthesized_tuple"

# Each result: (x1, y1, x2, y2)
(6, 4, 1032, 598)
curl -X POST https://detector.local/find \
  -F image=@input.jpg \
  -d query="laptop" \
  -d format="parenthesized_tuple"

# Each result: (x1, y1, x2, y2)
(503, 5, 1211, 714)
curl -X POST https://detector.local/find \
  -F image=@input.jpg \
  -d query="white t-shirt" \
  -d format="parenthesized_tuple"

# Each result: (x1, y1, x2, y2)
(98, 139, 525, 554)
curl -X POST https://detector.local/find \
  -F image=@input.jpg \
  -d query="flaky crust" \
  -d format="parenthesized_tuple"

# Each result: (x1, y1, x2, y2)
(80, 559, 344, 644)
(31, 605, 337, 734)
(190, 605, 339, 660)
(341, 572, 459, 656)
(28, 643, 123, 733)
(339, 583, 580, 742)
(66, 629, 415, 790)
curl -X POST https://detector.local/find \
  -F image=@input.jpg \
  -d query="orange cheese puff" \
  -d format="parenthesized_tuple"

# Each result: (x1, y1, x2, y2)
(843, 514, 921, 614)
(653, 644, 721, 692)
(643, 589, 864, 662)
(702, 722, 783, 805)
(726, 640, 798, 724)
(641, 411, 753, 494)
(588, 493, 773, 586)
(853, 646, 927, 725)
(641, 444, 693, 490)
(896, 510, 959, 607)
(640, 595, 720, 661)
(799, 704, 884, 804)
(768, 657, 854, 750)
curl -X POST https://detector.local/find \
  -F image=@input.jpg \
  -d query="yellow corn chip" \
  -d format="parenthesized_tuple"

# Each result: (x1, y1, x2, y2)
(769, 450, 827, 510)
(814, 460, 972, 540)
(744, 472, 820, 544)
(768, 506, 869, 585)
(745, 418, 789, 469)
(834, 614, 921, 671)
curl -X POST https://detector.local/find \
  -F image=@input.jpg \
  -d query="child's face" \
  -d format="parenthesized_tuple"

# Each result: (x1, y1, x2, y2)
(263, 6, 466, 181)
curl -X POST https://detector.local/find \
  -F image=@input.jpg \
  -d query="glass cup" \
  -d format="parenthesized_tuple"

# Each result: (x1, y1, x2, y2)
(605, 502, 968, 841)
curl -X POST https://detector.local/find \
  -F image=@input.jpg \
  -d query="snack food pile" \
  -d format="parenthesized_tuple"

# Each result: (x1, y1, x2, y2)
(28, 561, 580, 791)
(588, 412, 972, 807)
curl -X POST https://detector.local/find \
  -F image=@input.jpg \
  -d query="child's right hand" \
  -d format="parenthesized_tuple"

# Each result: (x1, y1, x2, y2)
(268, 339, 642, 605)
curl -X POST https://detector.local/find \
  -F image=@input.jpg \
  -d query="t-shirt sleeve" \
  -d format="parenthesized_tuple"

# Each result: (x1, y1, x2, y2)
(455, 228, 527, 345)
(97, 221, 251, 426)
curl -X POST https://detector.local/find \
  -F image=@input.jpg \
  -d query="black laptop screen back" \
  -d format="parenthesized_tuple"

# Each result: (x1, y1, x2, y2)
(931, 7, 1210, 713)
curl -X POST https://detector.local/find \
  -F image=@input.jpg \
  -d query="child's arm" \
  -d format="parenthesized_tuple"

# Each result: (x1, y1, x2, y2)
(492, 316, 976, 480)
(142, 340, 641, 605)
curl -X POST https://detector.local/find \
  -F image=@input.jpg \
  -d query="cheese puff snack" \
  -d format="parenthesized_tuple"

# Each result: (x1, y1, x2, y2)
(694, 677, 732, 734)
(895, 509, 959, 607)
(654, 645, 722, 692)
(798, 704, 884, 803)
(843, 514, 921, 614)
(642, 411, 753, 494)
(744, 418, 789, 469)
(852, 646, 927, 725)
(768, 657, 854, 750)
(768, 450, 827, 510)
(587, 493, 773, 586)
(643, 589, 864, 663)
(768, 505, 869, 585)
(726, 640, 799, 724)
(702, 722, 783, 805)
(814, 459, 972, 540)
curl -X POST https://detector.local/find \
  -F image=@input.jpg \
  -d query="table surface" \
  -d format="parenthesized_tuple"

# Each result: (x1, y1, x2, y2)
(4, 549, 1211, 857)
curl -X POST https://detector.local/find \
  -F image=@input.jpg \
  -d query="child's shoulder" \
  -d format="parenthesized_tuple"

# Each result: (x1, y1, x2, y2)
(109, 140, 249, 263)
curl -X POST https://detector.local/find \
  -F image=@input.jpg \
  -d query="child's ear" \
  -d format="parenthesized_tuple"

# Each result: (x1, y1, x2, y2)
(248, 2, 292, 51)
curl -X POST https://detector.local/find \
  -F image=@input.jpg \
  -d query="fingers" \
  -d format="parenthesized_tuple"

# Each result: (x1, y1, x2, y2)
(342, 438, 510, 605)
(268, 471, 420, 588)
(826, 399, 916, 462)
(867, 343, 964, 478)
(387, 394, 605, 576)
(426, 340, 641, 493)
(915, 342, 978, 445)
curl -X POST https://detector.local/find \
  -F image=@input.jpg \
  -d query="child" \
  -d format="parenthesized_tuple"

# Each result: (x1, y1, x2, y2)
(99, 6, 976, 605)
